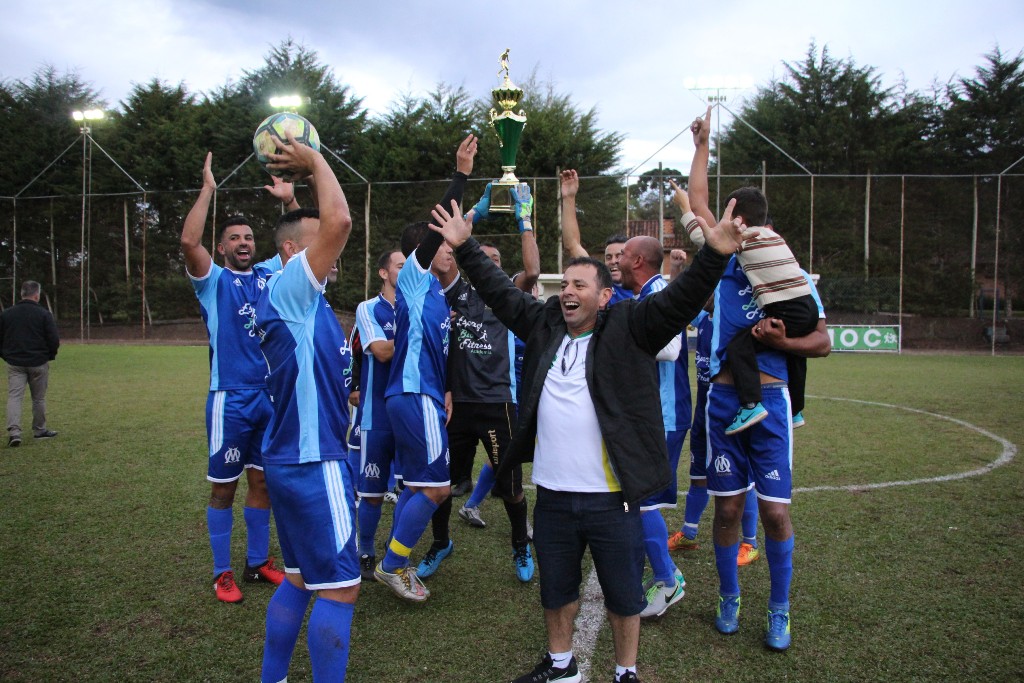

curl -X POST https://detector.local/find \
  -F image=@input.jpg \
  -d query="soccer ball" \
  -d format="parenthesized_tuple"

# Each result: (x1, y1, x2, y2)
(252, 112, 321, 179)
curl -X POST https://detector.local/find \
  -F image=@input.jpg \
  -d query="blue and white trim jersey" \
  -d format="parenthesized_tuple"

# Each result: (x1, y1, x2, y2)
(693, 310, 712, 387)
(190, 263, 269, 391)
(710, 259, 824, 381)
(608, 283, 633, 306)
(254, 249, 352, 465)
(355, 294, 396, 432)
(637, 274, 692, 433)
(386, 248, 451, 404)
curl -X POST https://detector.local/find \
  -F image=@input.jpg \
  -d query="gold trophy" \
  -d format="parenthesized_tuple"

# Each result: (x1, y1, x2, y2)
(487, 49, 528, 213)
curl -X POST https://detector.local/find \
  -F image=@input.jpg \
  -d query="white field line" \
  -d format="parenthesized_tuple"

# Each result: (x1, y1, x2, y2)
(570, 396, 1017, 681)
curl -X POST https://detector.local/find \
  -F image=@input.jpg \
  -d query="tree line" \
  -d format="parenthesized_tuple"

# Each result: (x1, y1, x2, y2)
(0, 40, 1020, 321)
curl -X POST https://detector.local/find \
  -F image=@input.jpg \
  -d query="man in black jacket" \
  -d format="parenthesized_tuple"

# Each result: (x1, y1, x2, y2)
(428, 198, 747, 683)
(1, 281, 60, 447)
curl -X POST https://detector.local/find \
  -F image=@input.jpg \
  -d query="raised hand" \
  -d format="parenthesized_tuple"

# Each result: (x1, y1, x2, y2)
(668, 178, 691, 214)
(202, 152, 216, 190)
(698, 198, 750, 256)
(456, 134, 479, 176)
(265, 130, 319, 181)
(429, 199, 473, 248)
(511, 182, 534, 232)
(263, 176, 296, 205)
(471, 183, 493, 224)
(560, 169, 579, 199)
(691, 105, 712, 147)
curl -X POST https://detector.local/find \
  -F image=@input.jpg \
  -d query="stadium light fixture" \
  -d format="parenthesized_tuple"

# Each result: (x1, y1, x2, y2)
(269, 95, 310, 110)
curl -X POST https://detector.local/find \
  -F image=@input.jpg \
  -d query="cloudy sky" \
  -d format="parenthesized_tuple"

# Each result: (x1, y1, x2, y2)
(2, 0, 1020, 176)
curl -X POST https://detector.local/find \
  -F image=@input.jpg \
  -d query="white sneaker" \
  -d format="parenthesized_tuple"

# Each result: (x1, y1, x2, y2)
(639, 569, 686, 618)
(458, 505, 486, 528)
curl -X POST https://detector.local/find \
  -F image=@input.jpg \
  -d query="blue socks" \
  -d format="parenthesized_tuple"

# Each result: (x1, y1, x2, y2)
(466, 464, 496, 509)
(383, 491, 439, 572)
(641, 510, 676, 584)
(765, 535, 794, 608)
(244, 506, 271, 567)
(207, 506, 233, 577)
(261, 580, 313, 683)
(307, 598, 355, 683)
(357, 502, 383, 557)
(741, 489, 759, 547)
(714, 540, 741, 596)
(682, 484, 709, 538)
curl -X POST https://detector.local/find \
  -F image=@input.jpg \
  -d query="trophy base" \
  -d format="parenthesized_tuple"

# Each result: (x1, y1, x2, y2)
(488, 170, 520, 214)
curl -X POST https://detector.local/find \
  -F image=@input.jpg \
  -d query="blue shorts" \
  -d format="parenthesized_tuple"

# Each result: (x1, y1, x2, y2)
(357, 428, 397, 497)
(205, 389, 272, 483)
(386, 393, 449, 488)
(533, 487, 645, 616)
(264, 459, 360, 590)
(639, 429, 687, 511)
(706, 383, 793, 503)
(688, 383, 709, 480)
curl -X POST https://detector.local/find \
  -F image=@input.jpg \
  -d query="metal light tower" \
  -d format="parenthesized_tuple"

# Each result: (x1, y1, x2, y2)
(71, 109, 104, 340)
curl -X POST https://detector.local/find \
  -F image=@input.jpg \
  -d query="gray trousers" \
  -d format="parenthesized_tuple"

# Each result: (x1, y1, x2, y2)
(6, 363, 49, 438)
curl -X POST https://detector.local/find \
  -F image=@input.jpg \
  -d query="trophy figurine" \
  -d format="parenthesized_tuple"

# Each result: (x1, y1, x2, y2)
(487, 49, 528, 213)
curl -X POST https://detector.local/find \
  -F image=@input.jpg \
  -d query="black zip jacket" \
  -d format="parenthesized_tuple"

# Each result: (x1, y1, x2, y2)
(454, 238, 728, 505)
(0, 299, 60, 367)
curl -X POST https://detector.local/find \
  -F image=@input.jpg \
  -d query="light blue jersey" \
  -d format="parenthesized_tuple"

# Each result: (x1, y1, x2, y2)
(386, 249, 450, 404)
(609, 283, 633, 306)
(190, 263, 270, 391)
(355, 294, 396, 432)
(254, 250, 352, 465)
(637, 275, 692, 433)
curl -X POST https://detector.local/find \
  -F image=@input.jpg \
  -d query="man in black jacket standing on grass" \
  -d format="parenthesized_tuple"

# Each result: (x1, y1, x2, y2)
(428, 198, 748, 683)
(1, 281, 60, 448)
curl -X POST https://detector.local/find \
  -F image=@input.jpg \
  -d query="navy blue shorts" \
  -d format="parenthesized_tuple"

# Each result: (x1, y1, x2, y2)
(205, 388, 272, 483)
(533, 487, 645, 616)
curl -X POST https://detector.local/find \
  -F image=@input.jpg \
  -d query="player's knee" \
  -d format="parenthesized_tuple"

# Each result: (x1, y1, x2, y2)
(209, 482, 237, 508)
(423, 485, 451, 504)
(758, 503, 791, 535)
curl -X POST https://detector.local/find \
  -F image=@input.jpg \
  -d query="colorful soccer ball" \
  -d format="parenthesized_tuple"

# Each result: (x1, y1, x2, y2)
(253, 112, 321, 179)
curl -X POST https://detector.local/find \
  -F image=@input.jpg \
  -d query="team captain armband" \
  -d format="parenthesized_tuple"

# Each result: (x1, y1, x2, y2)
(680, 211, 704, 247)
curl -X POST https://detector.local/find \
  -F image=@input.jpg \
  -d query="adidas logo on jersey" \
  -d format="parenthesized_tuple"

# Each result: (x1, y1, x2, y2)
(233, 277, 243, 287)
(458, 292, 468, 301)
(382, 322, 394, 332)
(765, 469, 781, 481)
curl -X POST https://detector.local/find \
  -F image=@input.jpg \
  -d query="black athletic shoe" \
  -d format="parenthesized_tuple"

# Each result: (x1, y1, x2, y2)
(8, 436, 21, 448)
(452, 479, 473, 497)
(614, 672, 641, 683)
(511, 654, 581, 683)
(360, 554, 376, 581)
(34, 430, 58, 439)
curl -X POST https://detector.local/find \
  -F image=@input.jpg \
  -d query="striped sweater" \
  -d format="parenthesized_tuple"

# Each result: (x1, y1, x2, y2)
(682, 212, 811, 307)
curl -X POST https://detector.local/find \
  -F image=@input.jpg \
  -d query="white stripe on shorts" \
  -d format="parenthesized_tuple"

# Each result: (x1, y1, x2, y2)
(422, 394, 443, 464)
(323, 460, 353, 550)
(210, 391, 225, 455)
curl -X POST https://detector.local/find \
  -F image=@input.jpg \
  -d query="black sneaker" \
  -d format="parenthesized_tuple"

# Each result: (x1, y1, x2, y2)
(8, 436, 21, 448)
(360, 554, 376, 581)
(34, 430, 58, 439)
(452, 479, 473, 497)
(615, 672, 641, 683)
(511, 654, 581, 683)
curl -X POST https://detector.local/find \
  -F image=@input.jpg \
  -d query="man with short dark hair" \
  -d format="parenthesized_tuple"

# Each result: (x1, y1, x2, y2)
(429, 195, 747, 683)
(180, 152, 287, 603)
(1, 280, 59, 448)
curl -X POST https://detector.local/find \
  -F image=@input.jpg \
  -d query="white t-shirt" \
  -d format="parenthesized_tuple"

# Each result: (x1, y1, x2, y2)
(532, 332, 621, 493)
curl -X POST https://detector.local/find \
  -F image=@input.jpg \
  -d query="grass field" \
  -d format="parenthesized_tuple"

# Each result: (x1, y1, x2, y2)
(1, 346, 1022, 682)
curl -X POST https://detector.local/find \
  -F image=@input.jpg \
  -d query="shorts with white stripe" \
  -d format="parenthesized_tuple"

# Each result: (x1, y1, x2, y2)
(205, 388, 272, 483)
(264, 459, 360, 589)
(386, 393, 450, 488)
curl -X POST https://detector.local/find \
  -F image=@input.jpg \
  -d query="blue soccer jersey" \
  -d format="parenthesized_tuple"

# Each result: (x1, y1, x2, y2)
(254, 250, 352, 465)
(637, 275, 692, 433)
(609, 283, 633, 306)
(386, 249, 450, 404)
(693, 310, 712, 387)
(190, 263, 270, 391)
(355, 294, 396, 432)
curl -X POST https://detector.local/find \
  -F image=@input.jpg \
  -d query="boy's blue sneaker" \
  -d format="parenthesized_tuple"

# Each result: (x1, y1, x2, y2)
(416, 540, 453, 579)
(513, 543, 534, 582)
(765, 608, 792, 651)
(792, 411, 805, 429)
(715, 594, 741, 634)
(726, 403, 768, 435)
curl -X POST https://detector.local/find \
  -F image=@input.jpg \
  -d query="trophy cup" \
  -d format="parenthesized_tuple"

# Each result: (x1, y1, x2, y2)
(487, 49, 528, 213)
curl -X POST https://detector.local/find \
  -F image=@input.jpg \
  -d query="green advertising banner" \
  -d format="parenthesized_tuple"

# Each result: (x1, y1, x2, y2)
(827, 325, 900, 352)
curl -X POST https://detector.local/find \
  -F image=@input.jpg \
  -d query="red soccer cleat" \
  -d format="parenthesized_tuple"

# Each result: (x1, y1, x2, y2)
(214, 570, 244, 603)
(244, 557, 285, 585)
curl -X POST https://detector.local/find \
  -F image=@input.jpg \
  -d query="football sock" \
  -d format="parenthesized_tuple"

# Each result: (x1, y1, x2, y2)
(382, 491, 438, 572)
(466, 464, 496, 509)
(357, 501, 383, 557)
(741, 489, 759, 547)
(682, 484, 709, 538)
(714, 540, 741, 596)
(431, 495, 452, 546)
(244, 506, 271, 567)
(307, 597, 354, 683)
(550, 650, 573, 668)
(615, 665, 638, 681)
(261, 579, 313, 683)
(389, 486, 413, 540)
(765, 535, 794, 607)
(504, 497, 530, 546)
(207, 506, 233, 577)
(641, 510, 675, 584)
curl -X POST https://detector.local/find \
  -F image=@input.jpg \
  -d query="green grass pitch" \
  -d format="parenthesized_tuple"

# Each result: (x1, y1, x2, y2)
(1, 346, 1021, 682)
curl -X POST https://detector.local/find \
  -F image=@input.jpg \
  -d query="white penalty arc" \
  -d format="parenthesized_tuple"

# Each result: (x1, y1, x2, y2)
(795, 396, 1017, 494)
